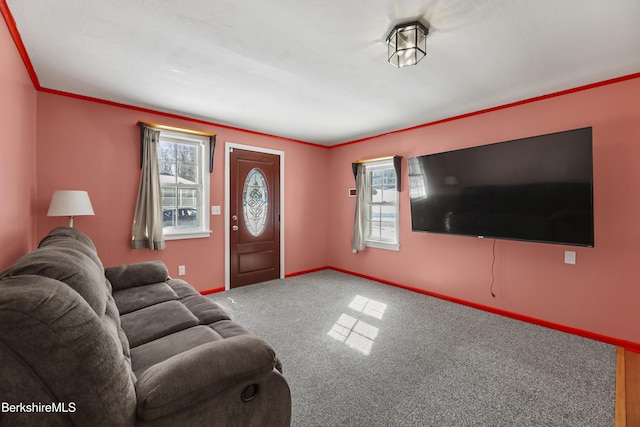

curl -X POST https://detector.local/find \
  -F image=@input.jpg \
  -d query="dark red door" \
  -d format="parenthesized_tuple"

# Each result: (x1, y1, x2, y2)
(229, 149, 281, 288)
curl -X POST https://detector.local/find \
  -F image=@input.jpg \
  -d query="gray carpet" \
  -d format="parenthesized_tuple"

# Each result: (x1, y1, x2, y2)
(208, 270, 615, 426)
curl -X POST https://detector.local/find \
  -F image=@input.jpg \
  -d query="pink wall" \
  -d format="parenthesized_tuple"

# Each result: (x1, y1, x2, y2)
(327, 76, 640, 345)
(35, 93, 330, 291)
(4, 6, 640, 346)
(0, 14, 37, 270)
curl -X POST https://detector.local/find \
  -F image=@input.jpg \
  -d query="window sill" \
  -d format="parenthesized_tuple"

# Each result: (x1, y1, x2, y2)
(164, 230, 212, 240)
(365, 240, 399, 251)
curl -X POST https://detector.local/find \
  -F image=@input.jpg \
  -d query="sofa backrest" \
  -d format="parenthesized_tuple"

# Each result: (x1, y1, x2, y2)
(0, 227, 137, 426)
(4, 245, 108, 314)
(38, 226, 98, 251)
(38, 226, 104, 270)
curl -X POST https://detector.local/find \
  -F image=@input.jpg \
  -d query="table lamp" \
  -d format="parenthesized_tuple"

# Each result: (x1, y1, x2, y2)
(47, 190, 95, 227)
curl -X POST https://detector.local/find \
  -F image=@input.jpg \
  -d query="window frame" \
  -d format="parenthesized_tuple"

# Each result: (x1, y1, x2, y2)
(363, 159, 400, 251)
(157, 129, 211, 240)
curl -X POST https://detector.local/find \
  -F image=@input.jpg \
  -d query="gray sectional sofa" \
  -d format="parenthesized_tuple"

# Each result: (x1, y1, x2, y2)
(0, 227, 291, 426)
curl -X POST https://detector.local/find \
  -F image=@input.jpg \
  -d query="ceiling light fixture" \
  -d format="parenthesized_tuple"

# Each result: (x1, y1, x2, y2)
(386, 21, 429, 68)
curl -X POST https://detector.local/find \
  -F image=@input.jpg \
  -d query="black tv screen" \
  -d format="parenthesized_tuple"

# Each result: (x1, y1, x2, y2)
(408, 127, 594, 247)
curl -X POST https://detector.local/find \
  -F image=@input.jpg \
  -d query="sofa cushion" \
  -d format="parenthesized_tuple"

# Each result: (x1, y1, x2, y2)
(0, 275, 137, 426)
(209, 319, 252, 338)
(121, 301, 199, 347)
(104, 291, 135, 382)
(180, 294, 231, 324)
(113, 282, 179, 315)
(131, 325, 223, 374)
(167, 278, 201, 298)
(0, 246, 107, 316)
(105, 260, 169, 291)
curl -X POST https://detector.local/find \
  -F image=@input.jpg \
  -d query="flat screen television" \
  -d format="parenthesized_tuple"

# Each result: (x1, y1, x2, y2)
(408, 127, 594, 247)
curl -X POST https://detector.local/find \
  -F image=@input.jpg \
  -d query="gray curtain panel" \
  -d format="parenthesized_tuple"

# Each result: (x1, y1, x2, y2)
(131, 127, 166, 250)
(351, 163, 367, 252)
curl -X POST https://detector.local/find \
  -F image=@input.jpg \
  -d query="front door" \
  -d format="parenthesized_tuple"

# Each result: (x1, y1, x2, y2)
(229, 148, 281, 288)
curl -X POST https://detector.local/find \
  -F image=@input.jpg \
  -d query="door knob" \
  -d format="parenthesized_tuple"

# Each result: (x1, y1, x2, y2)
(232, 225, 239, 231)
(232, 215, 238, 221)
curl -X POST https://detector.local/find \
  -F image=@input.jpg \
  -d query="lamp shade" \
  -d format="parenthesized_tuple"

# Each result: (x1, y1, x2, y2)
(47, 191, 95, 226)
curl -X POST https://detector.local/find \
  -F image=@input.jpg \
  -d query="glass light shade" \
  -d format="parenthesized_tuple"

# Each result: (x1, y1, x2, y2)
(387, 22, 429, 68)
(47, 190, 95, 227)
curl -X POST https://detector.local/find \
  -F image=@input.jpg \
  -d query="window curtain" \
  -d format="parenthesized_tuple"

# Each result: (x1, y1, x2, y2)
(351, 163, 367, 252)
(131, 126, 166, 250)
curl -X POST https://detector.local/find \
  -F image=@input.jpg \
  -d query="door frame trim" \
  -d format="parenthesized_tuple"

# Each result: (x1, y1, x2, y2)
(224, 142, 285, 289)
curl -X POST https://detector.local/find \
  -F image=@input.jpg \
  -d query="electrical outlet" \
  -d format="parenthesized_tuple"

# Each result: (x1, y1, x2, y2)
(211, 206, 221, 215)
(564, 251, 576, 265)
(178, 265, 186, 276)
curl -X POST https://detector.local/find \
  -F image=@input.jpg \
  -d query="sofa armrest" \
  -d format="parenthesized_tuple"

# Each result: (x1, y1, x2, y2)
(105, 260, 169, 291)
(135, 335, 278, 421)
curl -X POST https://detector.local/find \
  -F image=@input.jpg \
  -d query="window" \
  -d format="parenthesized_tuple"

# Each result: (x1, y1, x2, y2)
(157, 129, 210, 239)
(364, 159, 399, 250)
(408, 157, 428, 201)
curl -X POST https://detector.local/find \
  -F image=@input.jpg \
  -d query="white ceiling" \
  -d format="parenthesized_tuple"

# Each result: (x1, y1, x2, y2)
(6, 0, 640, 146)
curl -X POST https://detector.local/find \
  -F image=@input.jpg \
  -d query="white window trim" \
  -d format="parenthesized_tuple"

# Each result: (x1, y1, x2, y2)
(364, 159, 400, 251)
(366, 240, 400, 251)
(158, 129, 211, 240)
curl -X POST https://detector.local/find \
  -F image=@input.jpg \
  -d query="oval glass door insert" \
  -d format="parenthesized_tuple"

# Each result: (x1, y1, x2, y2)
(243, 168, 269, 236)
